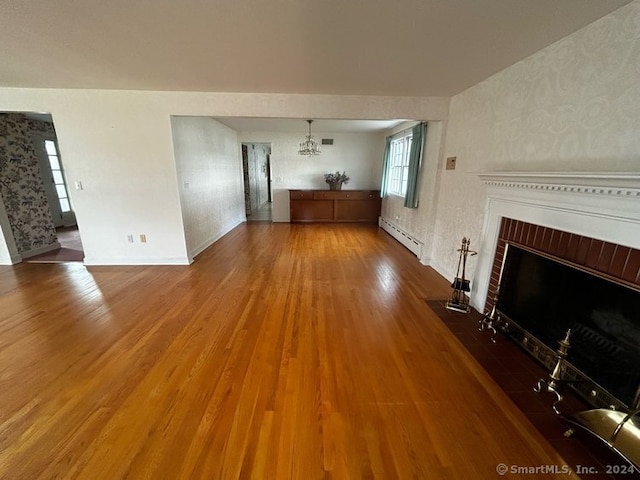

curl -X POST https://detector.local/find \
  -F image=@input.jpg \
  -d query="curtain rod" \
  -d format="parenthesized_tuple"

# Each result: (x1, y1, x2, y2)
(389, 121, 426, 139)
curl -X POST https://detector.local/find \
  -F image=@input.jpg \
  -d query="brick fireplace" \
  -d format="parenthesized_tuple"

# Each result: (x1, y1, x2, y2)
(473, 172, 640, 401)
(472, 172, 640, 312)
(470, 172, 640, 469)
(485, 217, 640, 319)
(488, 217, 640, 410)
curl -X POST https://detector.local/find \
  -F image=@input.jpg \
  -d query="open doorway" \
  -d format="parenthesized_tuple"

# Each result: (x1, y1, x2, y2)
(242, 142, 272, 222)
(0, 112, 84, 263)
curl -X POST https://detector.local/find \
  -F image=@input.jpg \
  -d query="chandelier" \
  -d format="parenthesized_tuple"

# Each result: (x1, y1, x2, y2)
(298, 119, 321, 156)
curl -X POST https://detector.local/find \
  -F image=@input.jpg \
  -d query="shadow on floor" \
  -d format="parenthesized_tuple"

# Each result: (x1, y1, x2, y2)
(25, 226, 84, 263)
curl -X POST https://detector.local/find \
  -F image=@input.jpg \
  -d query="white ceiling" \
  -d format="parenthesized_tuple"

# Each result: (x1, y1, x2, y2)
(0, 0, 632, 97)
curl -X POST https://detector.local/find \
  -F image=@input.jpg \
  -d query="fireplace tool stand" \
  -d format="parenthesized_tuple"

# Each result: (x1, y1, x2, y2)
(445, 237, 477, 313)
(534, 328, 572, 415)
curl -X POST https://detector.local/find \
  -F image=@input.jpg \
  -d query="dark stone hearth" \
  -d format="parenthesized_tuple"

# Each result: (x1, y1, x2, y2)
(427, 300, 630, 480)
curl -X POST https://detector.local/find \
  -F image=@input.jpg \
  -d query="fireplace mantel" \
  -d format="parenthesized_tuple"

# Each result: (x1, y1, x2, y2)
(472, 171, 640, 310)
(478, 171, 640, 195)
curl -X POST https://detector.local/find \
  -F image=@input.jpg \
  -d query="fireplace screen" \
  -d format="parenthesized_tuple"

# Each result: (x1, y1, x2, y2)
(498, 244, 640, 408)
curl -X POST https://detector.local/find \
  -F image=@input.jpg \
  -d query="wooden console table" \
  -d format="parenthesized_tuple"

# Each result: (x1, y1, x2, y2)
(289, 190, 381, 223)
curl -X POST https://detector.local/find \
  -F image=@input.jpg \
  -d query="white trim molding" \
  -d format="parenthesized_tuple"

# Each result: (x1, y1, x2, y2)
(478, 171, 640, 196)
(471, 172, 640, 311)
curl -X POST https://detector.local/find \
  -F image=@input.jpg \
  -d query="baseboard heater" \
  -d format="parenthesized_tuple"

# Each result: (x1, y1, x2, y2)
(379, 217, 423, 258)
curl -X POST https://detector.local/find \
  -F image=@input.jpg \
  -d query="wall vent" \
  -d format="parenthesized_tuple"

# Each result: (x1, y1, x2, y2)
(379, 217, 423, 258)
(321, 138, 334, 145)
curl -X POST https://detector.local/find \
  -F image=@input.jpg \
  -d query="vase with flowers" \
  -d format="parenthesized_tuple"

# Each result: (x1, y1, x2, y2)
(324, 171, 350, 190)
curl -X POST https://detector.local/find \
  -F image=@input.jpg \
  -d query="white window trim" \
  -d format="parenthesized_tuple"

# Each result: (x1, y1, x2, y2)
(386, 131, 413, 197)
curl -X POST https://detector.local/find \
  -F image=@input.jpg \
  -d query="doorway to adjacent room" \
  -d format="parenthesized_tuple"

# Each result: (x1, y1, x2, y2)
(242, 142, 272, 222)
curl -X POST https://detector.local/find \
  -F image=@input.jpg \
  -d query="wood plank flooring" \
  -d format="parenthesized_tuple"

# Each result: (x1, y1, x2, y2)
(0, 223, 574, 479)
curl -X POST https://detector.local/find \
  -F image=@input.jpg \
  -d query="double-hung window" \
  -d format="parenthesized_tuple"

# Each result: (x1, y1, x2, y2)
(387, 131, 413, 197)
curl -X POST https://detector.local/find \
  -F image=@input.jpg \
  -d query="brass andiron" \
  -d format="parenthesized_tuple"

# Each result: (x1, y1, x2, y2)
(479, 244, 510, 343)
(446, 237, 477, 313)
(478, 295, 500, 343)
(534, 328, 572, 415)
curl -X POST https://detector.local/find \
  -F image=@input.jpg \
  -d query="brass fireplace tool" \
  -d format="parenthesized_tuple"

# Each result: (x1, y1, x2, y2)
(446, 237, 477, 313)
(534, 328, 572, 415)
(534, 330, 640, 469)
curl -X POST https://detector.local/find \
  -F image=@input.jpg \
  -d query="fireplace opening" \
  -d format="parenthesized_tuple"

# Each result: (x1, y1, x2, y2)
(498, 244, 640, 409)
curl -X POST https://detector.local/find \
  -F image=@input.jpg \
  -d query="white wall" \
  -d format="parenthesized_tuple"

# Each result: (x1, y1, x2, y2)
(171, 117, 245, 261)
(43, 94, 189, 265)
(0, 90, 448, 265)
(431, 0, 640, 285)
(238, 130, 386, 222)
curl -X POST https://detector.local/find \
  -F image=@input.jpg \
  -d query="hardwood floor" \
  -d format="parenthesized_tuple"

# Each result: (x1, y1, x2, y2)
(0, 223, 573, 479)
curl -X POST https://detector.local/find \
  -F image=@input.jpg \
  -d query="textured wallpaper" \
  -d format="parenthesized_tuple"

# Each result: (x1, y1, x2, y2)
(171, 116, 246, 259)
(0, 113, 58, 255)
(431, 0, 640, 283)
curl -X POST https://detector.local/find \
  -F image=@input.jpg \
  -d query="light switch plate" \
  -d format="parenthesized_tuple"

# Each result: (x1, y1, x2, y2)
(446, 157, 457, 170)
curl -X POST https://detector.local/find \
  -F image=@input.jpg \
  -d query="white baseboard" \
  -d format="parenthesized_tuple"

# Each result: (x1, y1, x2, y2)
(189, 218, 244, 261)
(83, 256, 190, 266)
(378, 217, 423, 257)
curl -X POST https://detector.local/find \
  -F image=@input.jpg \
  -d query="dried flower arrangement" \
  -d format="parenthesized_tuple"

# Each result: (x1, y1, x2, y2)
(324, 171, 350, 185)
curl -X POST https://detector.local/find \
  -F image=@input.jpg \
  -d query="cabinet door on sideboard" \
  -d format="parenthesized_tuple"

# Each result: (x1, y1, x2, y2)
(335, 198, 381, 222)
(290, 199, 334, 222)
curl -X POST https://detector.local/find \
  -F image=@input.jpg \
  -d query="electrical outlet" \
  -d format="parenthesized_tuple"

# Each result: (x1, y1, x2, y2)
(140, 234, 147, 243)
(446, 157, 457, 170)
(127, 234, 134, 243)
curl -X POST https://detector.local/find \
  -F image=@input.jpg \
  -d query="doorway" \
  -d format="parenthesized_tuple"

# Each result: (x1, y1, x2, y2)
(242, 143, 272, 222)
(0, 112, 84, 263)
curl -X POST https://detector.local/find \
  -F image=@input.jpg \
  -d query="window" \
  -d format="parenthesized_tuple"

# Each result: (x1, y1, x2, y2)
(44, 139, 71, 212)
(387, 132, 413, 197)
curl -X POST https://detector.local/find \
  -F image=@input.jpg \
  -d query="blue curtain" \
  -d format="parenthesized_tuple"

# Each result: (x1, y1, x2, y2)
(379, 136, 392, 197)
(403, 122, 426, 208)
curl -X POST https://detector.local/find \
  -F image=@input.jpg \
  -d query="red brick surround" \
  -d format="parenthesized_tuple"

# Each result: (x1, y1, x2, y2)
(485, 218, 640, 312)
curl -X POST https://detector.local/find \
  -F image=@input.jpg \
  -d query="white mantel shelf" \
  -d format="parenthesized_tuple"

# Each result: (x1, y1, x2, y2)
(470, 171, 640, 311)
(477, 171, 640, 195)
